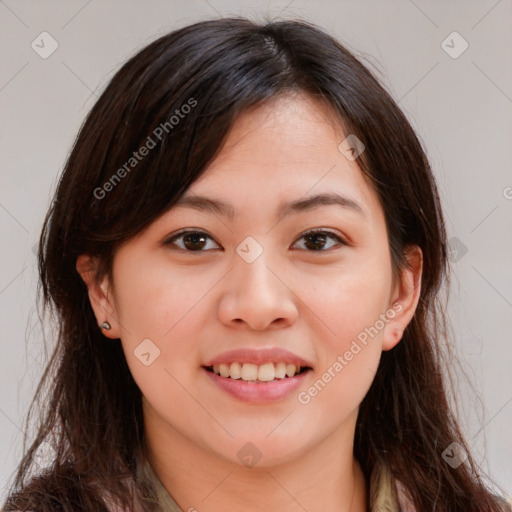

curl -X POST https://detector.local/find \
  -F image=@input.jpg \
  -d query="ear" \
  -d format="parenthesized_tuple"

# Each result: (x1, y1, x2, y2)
(382, 245, 423, 351)
(76, 254, 121, 339)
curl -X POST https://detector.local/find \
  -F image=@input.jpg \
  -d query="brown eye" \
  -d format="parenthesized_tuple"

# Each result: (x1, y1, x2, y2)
(165, 231, 220, 252)
(292, 230, 346, 252)
(164, 229, 346, 253)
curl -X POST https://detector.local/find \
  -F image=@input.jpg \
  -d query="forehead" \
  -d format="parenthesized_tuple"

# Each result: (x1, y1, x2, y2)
(177, 93, 383, 227)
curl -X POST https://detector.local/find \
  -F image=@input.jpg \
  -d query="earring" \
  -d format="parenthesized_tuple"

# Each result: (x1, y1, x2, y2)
(100, 321, 112, 331)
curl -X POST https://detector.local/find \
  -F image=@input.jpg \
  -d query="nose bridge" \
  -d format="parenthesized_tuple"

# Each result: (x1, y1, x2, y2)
(218, 235, 297, 330)
(233, 236, 280, 295)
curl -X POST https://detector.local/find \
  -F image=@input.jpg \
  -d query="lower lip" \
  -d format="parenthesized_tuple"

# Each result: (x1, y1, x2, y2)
(203, 368, 310, 404)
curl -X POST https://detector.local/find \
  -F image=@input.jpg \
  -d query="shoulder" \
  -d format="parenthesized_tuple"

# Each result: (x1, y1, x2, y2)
(2, 466, 111, 512)
(497, 495, 512, 511)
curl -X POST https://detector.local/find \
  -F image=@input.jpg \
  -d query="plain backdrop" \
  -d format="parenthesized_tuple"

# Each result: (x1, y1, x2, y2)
(1, 0, 511, 500)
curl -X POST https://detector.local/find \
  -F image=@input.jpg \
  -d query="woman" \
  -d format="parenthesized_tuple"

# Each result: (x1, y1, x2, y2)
(3, 16, 509, 512)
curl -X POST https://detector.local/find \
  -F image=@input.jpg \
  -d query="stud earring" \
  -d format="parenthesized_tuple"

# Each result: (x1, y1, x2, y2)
(100, 321, 112, 331)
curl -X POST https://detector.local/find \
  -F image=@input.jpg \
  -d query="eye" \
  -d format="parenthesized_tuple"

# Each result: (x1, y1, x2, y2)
(292, 229, 346, 252)
(165, 228, 346, 253)
(164, 230, 220, 252)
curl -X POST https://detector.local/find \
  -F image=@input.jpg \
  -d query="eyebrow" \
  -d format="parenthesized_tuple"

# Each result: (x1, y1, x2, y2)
(172, 192, 367, 221)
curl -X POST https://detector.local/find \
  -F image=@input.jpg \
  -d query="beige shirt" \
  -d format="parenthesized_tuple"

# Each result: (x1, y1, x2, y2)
(131, 455, 417, 512)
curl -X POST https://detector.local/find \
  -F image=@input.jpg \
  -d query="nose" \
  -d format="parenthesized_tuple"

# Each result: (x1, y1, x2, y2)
(217, 249, 299, 331)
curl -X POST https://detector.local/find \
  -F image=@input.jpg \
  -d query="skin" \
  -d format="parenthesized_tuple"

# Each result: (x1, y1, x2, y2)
(77, 92, 422, 512)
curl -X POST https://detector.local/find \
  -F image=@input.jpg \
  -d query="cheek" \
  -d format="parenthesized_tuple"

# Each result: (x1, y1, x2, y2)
(296, 267, 388, 419)
(112, 255, 210, 397)
(294, 255, 391, 410)
(113, 254, 214, 341)
(296, 341, 381, 444)
(296, 256, 393, 351)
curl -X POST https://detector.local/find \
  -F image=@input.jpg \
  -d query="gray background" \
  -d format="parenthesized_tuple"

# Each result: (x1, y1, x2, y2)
(1, 0, 511, 500)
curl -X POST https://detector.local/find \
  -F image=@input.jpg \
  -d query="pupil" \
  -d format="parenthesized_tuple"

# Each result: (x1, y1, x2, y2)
(183, 233, 327, 251)
(306, 233, 326, 250)
(184, 233, 207, 250)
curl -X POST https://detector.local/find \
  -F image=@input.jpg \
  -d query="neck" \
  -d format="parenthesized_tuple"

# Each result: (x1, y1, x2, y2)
(143, 408, 368, 512)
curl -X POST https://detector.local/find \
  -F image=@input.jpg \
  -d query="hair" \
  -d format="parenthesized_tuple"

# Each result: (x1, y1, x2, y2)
(3, 16, 509, 512)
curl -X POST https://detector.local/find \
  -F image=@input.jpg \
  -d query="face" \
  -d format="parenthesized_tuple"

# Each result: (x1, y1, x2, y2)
(79, 93, 421, 468)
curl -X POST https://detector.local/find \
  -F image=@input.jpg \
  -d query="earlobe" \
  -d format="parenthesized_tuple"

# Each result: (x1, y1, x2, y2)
(382, 246, 423, 351)
(76, 254, 120, 339)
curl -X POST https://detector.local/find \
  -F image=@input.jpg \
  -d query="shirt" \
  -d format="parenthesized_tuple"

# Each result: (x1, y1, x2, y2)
(129, 455, 418, 512)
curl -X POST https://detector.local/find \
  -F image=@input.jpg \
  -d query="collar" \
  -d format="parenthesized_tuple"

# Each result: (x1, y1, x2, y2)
(136, 456, 416, 511)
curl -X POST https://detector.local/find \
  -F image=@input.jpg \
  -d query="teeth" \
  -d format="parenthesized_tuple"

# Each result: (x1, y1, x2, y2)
(258, 363, 275, 381)
(275, 362, 287, 379)
(286, 364, 296, 377)
(230, 362, 241, 379)
(219, 364, 230, 378)
(241, 363, 258, 381)
(210, 362, 304, 381)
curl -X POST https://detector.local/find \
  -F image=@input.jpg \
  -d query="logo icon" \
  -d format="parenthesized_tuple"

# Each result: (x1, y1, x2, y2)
(236, 442, 262, 468)
(31, 32, 59, 59)
(441, 32, 469, 59)
(236, 236, 264, 264)
(447, 237, 468, 263)
(442, 442, 467, 468)
(134, 338, 161, 366)
(33, 441, 56, 469)
(338, 134, 365, 161)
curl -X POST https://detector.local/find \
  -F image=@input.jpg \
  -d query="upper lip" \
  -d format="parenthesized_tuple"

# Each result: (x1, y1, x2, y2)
(203, 348, 313, 368)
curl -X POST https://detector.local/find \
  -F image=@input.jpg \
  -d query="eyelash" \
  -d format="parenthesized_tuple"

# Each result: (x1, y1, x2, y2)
(164, 228, 347, 253)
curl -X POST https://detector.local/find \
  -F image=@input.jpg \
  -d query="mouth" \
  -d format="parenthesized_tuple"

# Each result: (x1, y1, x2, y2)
(203, 362, 312, 383)
(202, 348, 314, 402)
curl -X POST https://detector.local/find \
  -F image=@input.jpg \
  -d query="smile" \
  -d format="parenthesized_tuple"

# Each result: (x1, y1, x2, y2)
(203, 364, 312, 404)
(204, 362, 310, 382)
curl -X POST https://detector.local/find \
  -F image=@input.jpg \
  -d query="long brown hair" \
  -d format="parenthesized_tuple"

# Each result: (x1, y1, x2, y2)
(3, 16, 508, 511)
